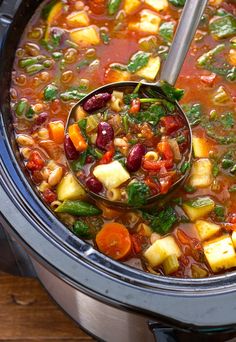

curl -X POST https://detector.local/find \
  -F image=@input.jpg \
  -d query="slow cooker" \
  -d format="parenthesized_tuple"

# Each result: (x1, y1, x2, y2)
(1, 1, 236, 341)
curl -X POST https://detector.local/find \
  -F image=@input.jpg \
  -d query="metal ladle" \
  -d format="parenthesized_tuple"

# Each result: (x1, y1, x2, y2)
(65, 0, 208, 208)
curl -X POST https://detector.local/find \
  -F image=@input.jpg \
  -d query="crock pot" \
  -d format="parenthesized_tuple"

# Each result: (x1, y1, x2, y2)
(1, 1, 236, 341)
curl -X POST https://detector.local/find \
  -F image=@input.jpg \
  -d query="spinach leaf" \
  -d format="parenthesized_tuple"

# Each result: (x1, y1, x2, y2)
(182, 103, 202, 126)
(123, 93, 139, 105)
(221, 112, 235, 129)
(159, 81, 184, 101)
(73, 220, 92, 239)
(44, 83, 58, 101)
(127, 181, 150, 206)
(159, 22, 175, 42)
(127, 51, 150, 73)
(142, 207, 177, 235)
(210, 15, 236, 39)
(168, 0, 185, 7)
(114, 151, 126, 167)
(136, 104, 166, 126)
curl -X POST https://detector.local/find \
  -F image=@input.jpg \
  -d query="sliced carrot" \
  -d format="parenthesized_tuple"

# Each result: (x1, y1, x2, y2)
(68, 123, 88, 152)
(48, 121, 65, 144)
(96, 222, 132, 260)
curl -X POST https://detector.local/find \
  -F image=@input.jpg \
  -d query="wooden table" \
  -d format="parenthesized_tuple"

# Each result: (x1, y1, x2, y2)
(0, 273, 93, 341)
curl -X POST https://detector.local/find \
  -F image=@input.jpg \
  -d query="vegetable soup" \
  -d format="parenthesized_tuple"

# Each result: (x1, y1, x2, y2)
(11, 0, 236, 277)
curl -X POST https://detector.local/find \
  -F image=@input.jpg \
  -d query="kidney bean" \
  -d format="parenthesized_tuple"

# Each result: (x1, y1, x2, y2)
(96, 122, 114, 150)
(126, 143, 146, 172)
(83, 92, 111, 112)
(86, 176, 103, 193)
(64, 135, 79, 160)
(35, 112, 48, 125)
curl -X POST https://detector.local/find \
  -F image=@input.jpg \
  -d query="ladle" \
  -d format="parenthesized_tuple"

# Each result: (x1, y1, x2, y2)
(65, 0, 208, 208)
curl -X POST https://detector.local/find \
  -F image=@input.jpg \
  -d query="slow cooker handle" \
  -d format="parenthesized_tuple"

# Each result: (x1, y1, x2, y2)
(0, 0, 21, 45)
(149, 322, 179, 342)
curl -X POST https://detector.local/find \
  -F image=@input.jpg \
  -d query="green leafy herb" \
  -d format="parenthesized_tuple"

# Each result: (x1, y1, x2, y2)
(51, 28, 63, 46)
(222, 152, 234, 169)
(182, 103, 202, 126)
(44, 84, 58, 101)
(210, 15, 236, 39)
(212, 164, 220, 177)
(159, 22, 175, 42)
(107, 0, 121, 15)
(123, 93, 139, 105)
(78, 118, 87, 137)
(73, 220, 92, 239)
(71, 152, 88, 171)
(77, 59, 91, 70)
(142, 207, 177, 235)
(127, 181, 150, 207)
(186, 197, 214, 208)
(127, 51, 150, 73)
(101, 31, 110, 44)
(168, 0, 185, 7)
(25, 106, 35, 119)
(136, 104, 166, 126)
(220, 112, 235, 129)
(114, 151, 126, 167)
(159, 81, 184, 101)
(184, 184, 196, 193)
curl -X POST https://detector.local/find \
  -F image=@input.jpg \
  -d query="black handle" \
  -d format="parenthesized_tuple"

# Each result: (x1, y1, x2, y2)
(149, 322, 179, 342)
(0, 0, 22, 46)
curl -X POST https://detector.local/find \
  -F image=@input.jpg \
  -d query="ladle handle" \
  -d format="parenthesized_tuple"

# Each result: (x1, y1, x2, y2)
(160, 0, 208, 86)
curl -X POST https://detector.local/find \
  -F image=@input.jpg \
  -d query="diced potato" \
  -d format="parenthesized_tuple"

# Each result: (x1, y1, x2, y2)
(70, 26, 100, 47)
(192, 136, 210, 158)
(66, 11, 90, 27)
(124, 0, 142, 14)
(203, 235, 236, 272)
(163, 254, 179, 275)
(195, 220, 220, 241)
(144, 0, 168, 12)
(129, 10, 161, 34)
(183, 197, 215, 222)
(144, 236, 181, 267)
(189, 159, 213, 188)
(93, 161, 130, 190)
(232, 231, 236, 249)
(209, 0, 223, 6)
(228, 49, 236, 66)
(57, 173, 86, 201)
(136, 56, 161, 81)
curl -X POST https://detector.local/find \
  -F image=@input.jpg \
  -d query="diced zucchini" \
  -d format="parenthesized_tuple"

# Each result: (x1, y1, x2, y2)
(144, 0, 168, 11)
(66, 11, 90, 27)
(93, 161, 130, 190)
(44, 1, 63, 41)
(232, 231, 236, 249)
(163, 254, 179, 275)
(136, 56, 161, 81)
(70, 26, 100, 47)
(213, 86, 230, 103)
(57, 173, 86, 201)
(123, 0, 142, 14)
(203, 235, 236, 272)
(189, 159, 213, 188)
(129, 10, 161, 34)
(195, 220, 220, 241)
(144, 235, 181, 267)
(86, 114, 100, 133)
(192, 136, 209, 158)
(191, 264, 208, 278)
(183, 197, 215, 221)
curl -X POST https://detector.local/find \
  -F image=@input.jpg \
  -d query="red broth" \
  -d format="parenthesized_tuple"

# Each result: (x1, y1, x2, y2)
(11, 0, 236, 278)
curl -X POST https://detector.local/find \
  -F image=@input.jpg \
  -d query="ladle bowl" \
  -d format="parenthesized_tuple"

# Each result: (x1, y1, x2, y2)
(65, 0, 208, 208)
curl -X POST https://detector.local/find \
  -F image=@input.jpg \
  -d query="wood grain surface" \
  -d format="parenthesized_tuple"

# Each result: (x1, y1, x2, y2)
(0, 272, 93, 341)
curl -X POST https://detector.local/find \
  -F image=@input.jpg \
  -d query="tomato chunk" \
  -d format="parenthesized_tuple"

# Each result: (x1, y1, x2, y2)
(161, 115, 183, 134)
(26, 151, 45, 171)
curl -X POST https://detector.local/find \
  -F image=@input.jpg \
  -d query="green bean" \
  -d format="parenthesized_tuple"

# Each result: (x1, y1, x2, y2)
(25, 63, 45, 74)
(19, 57, 40, 68)
(60, 90, 86, 101)
(122, 115, 129, 134)
(15, 99, 29, 116)
(108, 0, 121, 15)
(55, 200, 102, 216)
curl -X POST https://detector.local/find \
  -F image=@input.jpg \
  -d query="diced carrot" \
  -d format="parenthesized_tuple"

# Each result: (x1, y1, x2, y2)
(68, 123, 88, 152)
(96, 222, 132, 260)
(157, 141, 174, 160)
(48, 121, 65, 144)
